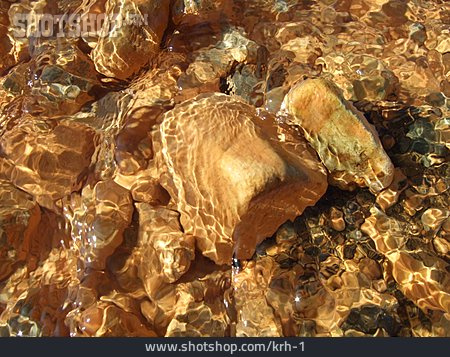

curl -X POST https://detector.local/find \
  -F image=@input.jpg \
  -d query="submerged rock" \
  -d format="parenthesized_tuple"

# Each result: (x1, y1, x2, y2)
(76, 301, 156, 337)
(234, 259, 283, 336)
(32, 42, 101, 116)
(282, 78, 395, 193)
(66, 180, 134, 270)
(185, 28, 258, 84)
(91, 0, 170, 79)
(175, 27, 259, 102)
(137, 203, 195, 286)
(0, 180, 39, 281)
(1, 40, 101, 118)
(0, 120, 97, 208)
(153, 93, 327, 264)
(164, 269, 231, 337)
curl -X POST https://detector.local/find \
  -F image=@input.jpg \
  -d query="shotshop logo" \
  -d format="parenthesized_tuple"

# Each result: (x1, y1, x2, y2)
(10, 12, 149, 38)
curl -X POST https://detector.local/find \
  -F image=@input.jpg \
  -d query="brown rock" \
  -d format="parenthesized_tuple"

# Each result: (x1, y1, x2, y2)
(2, 20, 99, 116)
(66, 180, 133, 270)
(184, 28, 259, 84)
(114, 106, 162, 176)
(433, 236, 449, 256)
(421, 208, 449, 231)
(358, 258, 382, 280)
(233, 259, 283, 337)
(0, 120, 97, 208)
(136, 203, 195, 285)
(152, 93, 327, 264)
(0, 180, 39, 280)
(139, 253, 231, 336)
(31, 42, 101, 117)
(91, 0, 170, 79)
(282, 78, 395, 193)
(165, 270, 231, 337)
(330, 207, 345, 231)
(75, 301, 156, 337)
(173, 27, 259, 103)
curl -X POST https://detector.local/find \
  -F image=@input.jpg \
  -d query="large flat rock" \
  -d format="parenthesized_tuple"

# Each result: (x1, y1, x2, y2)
(152, 93, 327, 264)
